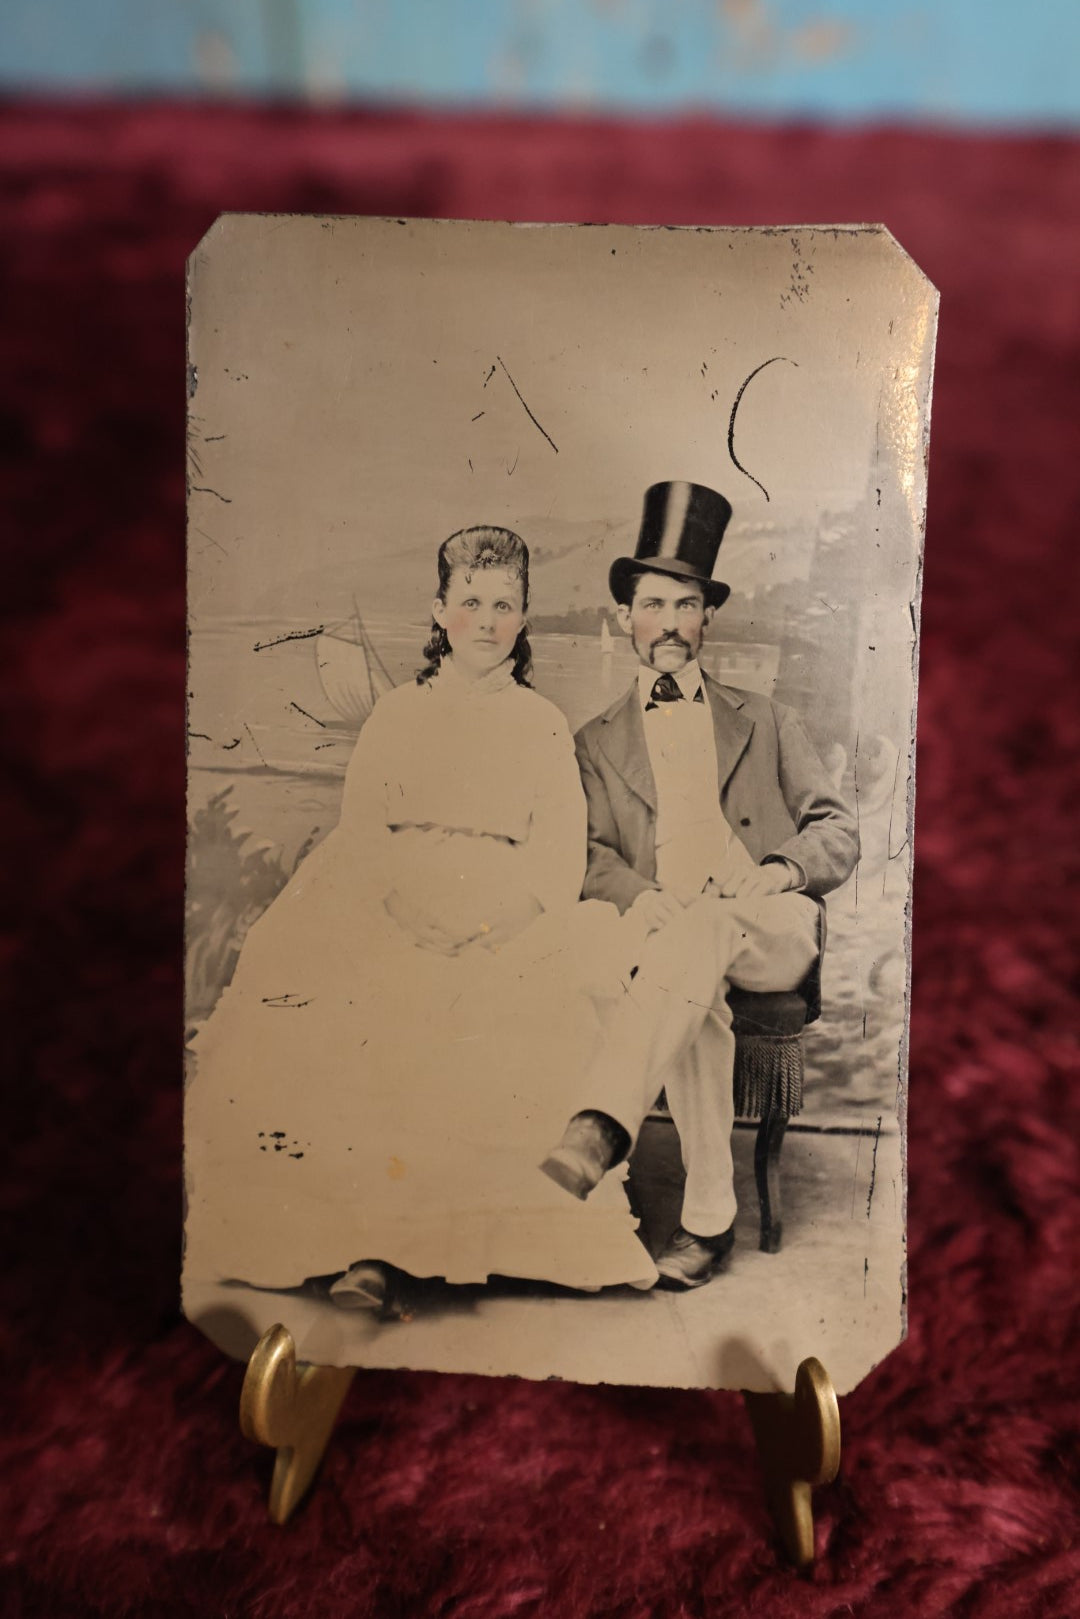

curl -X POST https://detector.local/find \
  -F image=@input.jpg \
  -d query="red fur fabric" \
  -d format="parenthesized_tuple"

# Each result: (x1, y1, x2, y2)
(2, 104, 1078, 1616)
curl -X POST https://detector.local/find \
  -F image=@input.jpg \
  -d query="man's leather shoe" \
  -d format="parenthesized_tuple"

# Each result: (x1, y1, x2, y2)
(655, 1224, 735, 1290)
(540, 1111, 630, 1201)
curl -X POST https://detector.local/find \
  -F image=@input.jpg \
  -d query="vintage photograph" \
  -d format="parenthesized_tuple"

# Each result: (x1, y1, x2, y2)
(183, 216, 936, 1393)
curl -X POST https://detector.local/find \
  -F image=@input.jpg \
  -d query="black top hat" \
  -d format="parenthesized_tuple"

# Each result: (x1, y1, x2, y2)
(609, 481, 733, 609)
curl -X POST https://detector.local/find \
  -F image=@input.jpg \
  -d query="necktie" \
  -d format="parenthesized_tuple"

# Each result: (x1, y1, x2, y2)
(646, 673, 684, 709)
(646, 673, 705, 710)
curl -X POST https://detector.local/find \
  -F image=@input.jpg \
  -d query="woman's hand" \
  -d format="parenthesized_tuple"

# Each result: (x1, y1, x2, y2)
(384, 884, 542, 955)
(473, 892, 543, 951)
(384, 889, 465, 955)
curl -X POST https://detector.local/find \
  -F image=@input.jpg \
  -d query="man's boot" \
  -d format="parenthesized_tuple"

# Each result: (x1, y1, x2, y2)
(539, 1110, 631, 1200)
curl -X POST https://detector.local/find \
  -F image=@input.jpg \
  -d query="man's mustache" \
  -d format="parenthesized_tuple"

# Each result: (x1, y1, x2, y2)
(650, 633, 692, 650)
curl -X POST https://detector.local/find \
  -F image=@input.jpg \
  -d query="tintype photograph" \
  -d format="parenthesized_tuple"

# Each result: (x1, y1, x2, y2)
(183, 216, 936, 1392)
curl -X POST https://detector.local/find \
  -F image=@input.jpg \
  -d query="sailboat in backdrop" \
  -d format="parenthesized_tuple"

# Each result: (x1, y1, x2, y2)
(315, 605, 396, 729)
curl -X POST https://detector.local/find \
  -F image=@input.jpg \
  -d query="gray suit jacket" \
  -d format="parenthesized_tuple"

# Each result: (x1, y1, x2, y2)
(574, 674, 860, 1014)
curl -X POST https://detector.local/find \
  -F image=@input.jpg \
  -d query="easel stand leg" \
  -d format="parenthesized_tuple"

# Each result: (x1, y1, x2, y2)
(742, 1357, 841, 1568)
(239, 1329, 838, 1561)
(240, 1324, 355, 1524)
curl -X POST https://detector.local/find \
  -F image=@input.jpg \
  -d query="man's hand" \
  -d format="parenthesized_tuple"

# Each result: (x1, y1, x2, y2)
(707, 862, 794, 903)
(630, 887, 685, 935)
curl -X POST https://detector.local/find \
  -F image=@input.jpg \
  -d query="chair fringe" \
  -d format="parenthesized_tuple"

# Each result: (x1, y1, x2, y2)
(733, 1035, 804, 1119)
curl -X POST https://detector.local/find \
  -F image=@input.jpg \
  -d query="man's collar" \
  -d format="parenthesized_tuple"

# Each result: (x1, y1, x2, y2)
(637, 659, 705, 709)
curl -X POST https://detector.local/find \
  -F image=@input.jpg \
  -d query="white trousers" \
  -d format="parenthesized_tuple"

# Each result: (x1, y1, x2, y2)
(586, 894, 820, 1237)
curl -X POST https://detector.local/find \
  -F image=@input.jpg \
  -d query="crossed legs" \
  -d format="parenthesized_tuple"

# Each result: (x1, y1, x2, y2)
(545, 893, 819, 1239)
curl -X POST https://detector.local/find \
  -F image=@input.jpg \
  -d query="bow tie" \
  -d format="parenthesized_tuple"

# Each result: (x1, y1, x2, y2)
(645, 673, 705, 710)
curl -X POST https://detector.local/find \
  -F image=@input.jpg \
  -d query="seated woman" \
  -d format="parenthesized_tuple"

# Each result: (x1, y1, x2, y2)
(183, 526, 658, 1317)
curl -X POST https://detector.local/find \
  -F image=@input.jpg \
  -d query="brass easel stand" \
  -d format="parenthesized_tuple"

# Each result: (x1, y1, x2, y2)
(742, 1357, 841, 1568)
(241, 1327, 840, 1564)
(239, 1324, 355, 1525)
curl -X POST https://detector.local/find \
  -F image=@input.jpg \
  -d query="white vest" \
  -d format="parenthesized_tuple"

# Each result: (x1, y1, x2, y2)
(637, 662, 756, 904)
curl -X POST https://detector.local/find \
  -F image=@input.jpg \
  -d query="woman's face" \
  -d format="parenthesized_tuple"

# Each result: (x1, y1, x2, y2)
(433, 565, 526, 678)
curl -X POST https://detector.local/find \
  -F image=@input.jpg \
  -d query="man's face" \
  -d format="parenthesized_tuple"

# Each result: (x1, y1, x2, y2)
(616, 571, 713, 673)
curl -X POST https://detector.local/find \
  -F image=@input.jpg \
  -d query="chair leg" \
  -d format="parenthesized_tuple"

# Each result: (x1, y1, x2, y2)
(754, 1105, 789, 1253)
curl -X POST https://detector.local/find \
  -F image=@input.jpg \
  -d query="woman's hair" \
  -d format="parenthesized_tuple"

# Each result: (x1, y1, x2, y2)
(417, 525, 533, 686)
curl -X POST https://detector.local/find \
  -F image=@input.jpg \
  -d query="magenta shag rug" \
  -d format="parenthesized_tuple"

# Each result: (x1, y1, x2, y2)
(1, 104, 1078, 1617)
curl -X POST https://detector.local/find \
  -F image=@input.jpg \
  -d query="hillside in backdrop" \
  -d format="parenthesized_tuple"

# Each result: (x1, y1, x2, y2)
(238, 509, 811, 625)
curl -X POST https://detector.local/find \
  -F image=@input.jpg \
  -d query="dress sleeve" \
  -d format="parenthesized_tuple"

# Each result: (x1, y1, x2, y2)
(521, 718, 588, 915)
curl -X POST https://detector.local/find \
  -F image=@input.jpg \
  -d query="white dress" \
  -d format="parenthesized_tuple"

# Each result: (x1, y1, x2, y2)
(183, 658, 657, 1294)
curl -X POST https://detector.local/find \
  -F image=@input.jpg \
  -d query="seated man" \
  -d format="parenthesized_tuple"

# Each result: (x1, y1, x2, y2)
(541, 481, 860, 1289)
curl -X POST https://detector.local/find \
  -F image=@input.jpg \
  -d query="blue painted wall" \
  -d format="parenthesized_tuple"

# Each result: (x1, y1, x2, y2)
(2, 0, 1077, 127)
